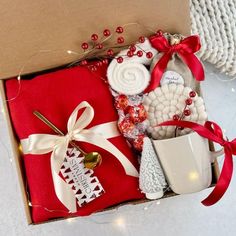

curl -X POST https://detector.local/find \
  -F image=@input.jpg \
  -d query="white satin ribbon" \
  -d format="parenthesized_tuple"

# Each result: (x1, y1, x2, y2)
(21, 101, 139, 213)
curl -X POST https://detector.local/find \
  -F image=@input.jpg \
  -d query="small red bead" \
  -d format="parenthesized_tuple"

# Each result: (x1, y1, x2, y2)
(81, 42, 89, 50)
(81, 60, 88, 65)
(146, 52, 153, 59)
(156, 30, 163, 36)
(189, 91, 196, 98)
(90, 65, 97, 72)
(91, 34, 98, 41)
(137, 50, 143, 57)
(117, 36, 125, 44)
(185, 98, 193, 105)
(127, 50, 134, 57)
(116, 26, 124, 34)
(139, 36, 145, 43)
(102, 58, 109, 64)
(107, 49, 114, 56)
(116, 56, 123, 63)
(129, 45, 136, 52)
(184, 109, 191, 116)
(103, 29, 111, 37)
(173, 114, 180, 121)
(96, 43, 103, 49)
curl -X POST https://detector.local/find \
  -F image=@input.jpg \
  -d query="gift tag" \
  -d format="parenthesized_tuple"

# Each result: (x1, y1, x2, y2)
(160, 70, 184, 86)
(61, 148, 105, 207)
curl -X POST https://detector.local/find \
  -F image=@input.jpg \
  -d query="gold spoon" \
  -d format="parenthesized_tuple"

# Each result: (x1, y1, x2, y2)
(33, 111, 102, 169)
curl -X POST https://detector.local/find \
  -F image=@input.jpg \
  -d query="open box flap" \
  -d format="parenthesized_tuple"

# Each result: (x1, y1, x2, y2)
(0, 0, 190, 79)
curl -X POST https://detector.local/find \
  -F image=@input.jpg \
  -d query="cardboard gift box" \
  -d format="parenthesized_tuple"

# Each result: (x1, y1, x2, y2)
(0, 0, 219, 224)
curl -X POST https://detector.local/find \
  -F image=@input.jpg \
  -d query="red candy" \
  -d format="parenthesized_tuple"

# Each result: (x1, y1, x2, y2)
(118, 118, 135, 133)
(126, 105, 147, 123)
(133, 134, 145, 151)
(115, 95, 129, 110)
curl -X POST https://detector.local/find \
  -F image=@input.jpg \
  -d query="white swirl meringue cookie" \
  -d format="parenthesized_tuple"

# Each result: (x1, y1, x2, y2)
(107, 38, 158, 95)
(107, 61, 150, 95)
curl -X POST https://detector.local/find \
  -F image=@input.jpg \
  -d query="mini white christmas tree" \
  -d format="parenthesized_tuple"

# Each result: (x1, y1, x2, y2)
(139, 137, 167, 199)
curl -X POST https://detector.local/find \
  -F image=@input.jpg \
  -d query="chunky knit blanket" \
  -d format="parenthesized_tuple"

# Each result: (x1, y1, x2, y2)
(190, 0, 236, 76)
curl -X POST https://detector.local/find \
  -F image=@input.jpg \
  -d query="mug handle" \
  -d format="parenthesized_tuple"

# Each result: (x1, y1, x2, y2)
(210, 148, 224, 163)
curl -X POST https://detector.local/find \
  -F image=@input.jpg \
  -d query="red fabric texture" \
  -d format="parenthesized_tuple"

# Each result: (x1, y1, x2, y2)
(5, 64, 143, 223)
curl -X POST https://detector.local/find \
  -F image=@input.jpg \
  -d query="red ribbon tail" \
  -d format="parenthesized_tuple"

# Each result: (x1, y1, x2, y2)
(159, 120, 234, 206)
(179, 52, 205, 82)
(201, 148, 233, 206)
(144, 52, 172, 93)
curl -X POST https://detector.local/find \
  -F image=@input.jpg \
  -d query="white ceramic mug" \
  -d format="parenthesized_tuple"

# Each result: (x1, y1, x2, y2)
(152, 132, 223, 194)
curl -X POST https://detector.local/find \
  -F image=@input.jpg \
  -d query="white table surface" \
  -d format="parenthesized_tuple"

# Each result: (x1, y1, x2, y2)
(0, 63, 236, 236)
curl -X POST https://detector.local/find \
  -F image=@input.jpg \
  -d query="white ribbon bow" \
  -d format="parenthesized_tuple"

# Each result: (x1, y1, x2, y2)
(21, 101, 138, 212)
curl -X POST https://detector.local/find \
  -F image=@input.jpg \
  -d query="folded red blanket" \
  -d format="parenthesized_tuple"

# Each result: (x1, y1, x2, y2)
(6, 63, 143, 223)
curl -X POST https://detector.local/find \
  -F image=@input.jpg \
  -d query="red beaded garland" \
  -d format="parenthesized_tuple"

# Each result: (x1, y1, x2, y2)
(184, 109, 191, 116)
(107, 49, 114, 56)
(173, 114, 180, 121)
(103, 29, 111, 37)
(116, 26, 124, 33)
(91, 34, 98, 41)
(139, 36, 145, 43)
(129, 45, 136, 52)
(81, 42, 89, 50)
(137, 50, 143, 57)
(189, 91, 196, 98)
(117, 37, 125, 44)
(116, 56, 123, 63)
(185, 98, 193, 105)
(127, 50, 134, 57)
(146, 52, 153, 59)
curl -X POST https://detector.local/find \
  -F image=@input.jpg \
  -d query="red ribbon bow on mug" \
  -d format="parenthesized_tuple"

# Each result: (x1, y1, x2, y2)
(159, 120, 236, 206)
(145, 34, 205, 93)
